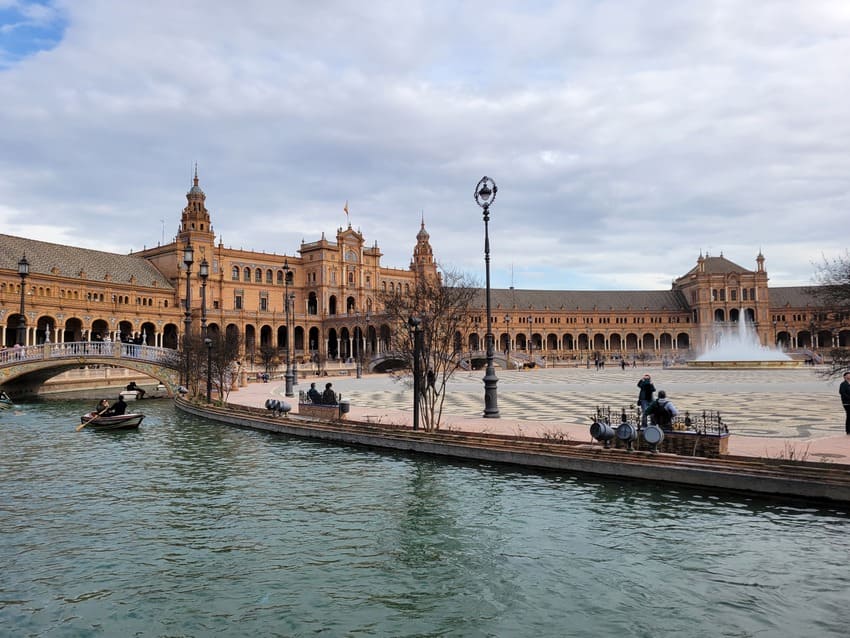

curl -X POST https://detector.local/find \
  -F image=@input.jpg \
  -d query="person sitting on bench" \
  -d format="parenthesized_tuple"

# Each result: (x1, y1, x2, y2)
(321, 382, 338, 405)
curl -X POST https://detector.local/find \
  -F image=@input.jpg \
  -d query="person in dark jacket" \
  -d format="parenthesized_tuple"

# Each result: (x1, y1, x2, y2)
(307, 383, 322, 404)
(107, 396, 127, 416)
(637, 374, 656, 425)
(322, 382, 337, 405)
(840, 372, 850, 434)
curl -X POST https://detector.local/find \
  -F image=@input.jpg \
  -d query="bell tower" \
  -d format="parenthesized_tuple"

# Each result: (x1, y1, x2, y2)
(411, 218, 438, 281)
(177, 164, 215, 247)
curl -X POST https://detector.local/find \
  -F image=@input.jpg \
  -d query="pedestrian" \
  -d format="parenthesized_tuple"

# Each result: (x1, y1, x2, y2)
(840, 372, 850, 435)
(645, 390, 678, 430)
(637, 373, 656, 425)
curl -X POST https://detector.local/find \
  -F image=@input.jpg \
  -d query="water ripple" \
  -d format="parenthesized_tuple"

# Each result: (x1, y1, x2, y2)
(2, 400, 850, 636)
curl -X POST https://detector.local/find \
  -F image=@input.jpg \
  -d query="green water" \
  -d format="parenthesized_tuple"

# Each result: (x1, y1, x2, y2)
(1, 400, 849, 637)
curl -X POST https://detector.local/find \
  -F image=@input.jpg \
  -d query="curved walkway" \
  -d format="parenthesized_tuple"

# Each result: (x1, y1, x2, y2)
(227, 366, 850, 465)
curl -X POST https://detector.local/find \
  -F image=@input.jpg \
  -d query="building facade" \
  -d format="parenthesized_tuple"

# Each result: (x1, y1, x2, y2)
(1, 174, 848, 365)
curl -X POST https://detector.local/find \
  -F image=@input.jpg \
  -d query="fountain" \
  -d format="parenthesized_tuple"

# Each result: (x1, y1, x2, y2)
(687, 318, 803, 369)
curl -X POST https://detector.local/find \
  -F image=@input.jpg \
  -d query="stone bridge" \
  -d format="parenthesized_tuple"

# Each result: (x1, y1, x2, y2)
(0, 342, 182, 396)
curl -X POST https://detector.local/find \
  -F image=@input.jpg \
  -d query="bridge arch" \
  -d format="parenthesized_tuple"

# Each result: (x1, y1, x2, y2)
(0, 342, 181, 398)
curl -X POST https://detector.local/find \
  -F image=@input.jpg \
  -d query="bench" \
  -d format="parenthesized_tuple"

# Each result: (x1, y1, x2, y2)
(298, 402, 348, 420)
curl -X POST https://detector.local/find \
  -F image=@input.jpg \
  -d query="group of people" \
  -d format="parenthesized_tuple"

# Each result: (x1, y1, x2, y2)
(637, 373, 679, 429)
(94, 396, 127, 417)
(307, 382, 338, 405)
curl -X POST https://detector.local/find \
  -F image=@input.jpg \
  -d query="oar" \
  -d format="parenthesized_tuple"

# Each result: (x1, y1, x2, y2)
(77, 408, 107, 431)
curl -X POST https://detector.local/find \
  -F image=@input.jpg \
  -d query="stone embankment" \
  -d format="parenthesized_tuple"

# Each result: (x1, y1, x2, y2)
(176, 397, 850, 506)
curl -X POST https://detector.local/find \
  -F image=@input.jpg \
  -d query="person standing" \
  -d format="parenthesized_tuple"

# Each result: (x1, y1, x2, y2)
(637, 373, 656, 425)
(840, 372, 850, 435)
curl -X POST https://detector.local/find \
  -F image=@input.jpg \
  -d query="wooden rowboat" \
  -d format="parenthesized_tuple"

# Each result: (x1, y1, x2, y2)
(0, 392, 13, 409)
(80, 412, 144, 431)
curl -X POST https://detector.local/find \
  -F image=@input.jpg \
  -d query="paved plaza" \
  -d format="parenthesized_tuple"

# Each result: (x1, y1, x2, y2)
(233, 365, 850, 464)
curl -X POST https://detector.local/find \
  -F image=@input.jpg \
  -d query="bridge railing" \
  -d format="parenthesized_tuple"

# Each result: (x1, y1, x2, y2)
(0, 342, 181, 369)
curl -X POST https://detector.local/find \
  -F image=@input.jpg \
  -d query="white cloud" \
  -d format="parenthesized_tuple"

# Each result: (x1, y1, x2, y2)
(0, 0, 848, 290)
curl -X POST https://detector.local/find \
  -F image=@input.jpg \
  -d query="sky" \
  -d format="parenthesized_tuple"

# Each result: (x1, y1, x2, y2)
(1, 1, 849, 292)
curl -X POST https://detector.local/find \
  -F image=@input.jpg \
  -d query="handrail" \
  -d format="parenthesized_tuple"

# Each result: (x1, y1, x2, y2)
(0, 342, 181, 368)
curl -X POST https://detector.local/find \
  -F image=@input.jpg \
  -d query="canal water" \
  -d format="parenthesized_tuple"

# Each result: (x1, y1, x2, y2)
(2, 400, 849, 637)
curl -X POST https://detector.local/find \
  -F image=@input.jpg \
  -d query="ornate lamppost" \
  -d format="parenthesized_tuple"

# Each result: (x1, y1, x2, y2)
(504, 314, 511, 368)
(475, 176, 499, 418)
(205, 337, 213, 403)
(17, 255, 29, 346)
(199, 258, 209, 339)
(527, 314, 533, 360)
(409, 315, 422, 430)
(283, 259, 294, 397)
(291, 293, 299, 386)
(182, 242, 194, 386)
(355, 312, 363, 379)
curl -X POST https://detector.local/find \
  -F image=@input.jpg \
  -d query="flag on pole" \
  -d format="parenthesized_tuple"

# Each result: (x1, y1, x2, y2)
(343, 200, 350, 225)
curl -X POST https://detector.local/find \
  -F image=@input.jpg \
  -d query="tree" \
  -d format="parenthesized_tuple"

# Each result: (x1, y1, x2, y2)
(183, 331, 243, 402)
(258, 343, 279, 376)
(379, 268, 479, 431)
(810, 252, 850, 377)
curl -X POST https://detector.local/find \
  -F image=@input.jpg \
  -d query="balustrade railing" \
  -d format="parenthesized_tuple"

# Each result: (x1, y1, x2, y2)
(0, 342, 181, 368)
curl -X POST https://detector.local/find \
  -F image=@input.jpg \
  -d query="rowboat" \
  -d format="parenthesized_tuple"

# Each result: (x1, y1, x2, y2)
(0, 391, 13, 409)
(79, 412, 144, 431)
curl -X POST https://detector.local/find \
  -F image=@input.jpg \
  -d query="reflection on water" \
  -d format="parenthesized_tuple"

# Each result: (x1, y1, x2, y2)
(1, 399, 849, 636)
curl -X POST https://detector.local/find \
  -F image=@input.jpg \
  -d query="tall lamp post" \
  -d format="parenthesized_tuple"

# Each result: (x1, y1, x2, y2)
(527, 315, 533, 360)
(199, 258, 209, 339)
(409, 316, 422, 430)
(291, 293, 298, 385)
(17, 255, 29, 346)
(182, 242, 194, 386)
(475, 176, 499, 418)
(355, 313, 363, 379)
(204, 337, 213, 403)
(283, 260, 294, 397)
(504, 314, 511, 368)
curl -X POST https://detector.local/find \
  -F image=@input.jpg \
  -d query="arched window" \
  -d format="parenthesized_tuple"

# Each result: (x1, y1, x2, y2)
(243, 267, 251, 282)
(255, 268, 262, 283)
(277, 270, 284, 284)
(232, 266, 240, 280)
(266, 269, 273, 283)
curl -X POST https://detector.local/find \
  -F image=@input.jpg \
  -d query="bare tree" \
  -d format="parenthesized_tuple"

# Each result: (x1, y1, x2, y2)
(183, 332, 243, 402)
(810, 252, 850, 377)
(380, 268, 479, 430)
(258, 344, 279, 377)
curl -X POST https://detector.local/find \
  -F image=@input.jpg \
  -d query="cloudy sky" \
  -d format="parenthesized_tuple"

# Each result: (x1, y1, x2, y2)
(1, 1, 848, 291)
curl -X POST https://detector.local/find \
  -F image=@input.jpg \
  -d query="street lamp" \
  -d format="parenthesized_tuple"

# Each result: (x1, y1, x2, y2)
(17, 255, 29, 346)
(475, 176, 499, 418)
(527, 315, 533, 359)
(182, 242, 194, 386)
(199, 258, 209, 339)
(291, 293, 299, 385)
(504, 314, 511, 368)
(283, 259, 294, 397)
(204, 337, 213, 403)
(409, 315, 422, 430)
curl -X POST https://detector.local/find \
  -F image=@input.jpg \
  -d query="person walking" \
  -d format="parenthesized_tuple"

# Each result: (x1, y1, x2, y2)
(840, 372, 850, 435)
(637, 373, 656, 426)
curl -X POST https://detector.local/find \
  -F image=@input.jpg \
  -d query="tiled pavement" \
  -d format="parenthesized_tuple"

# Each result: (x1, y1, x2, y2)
(231, 366, 850, 464)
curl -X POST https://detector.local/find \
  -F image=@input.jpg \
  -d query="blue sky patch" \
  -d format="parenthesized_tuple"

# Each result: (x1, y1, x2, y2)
(0, 1, 66, 69)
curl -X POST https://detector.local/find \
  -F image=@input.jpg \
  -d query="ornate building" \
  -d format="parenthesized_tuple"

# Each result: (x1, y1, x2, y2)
(1, 173, 847, 365)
